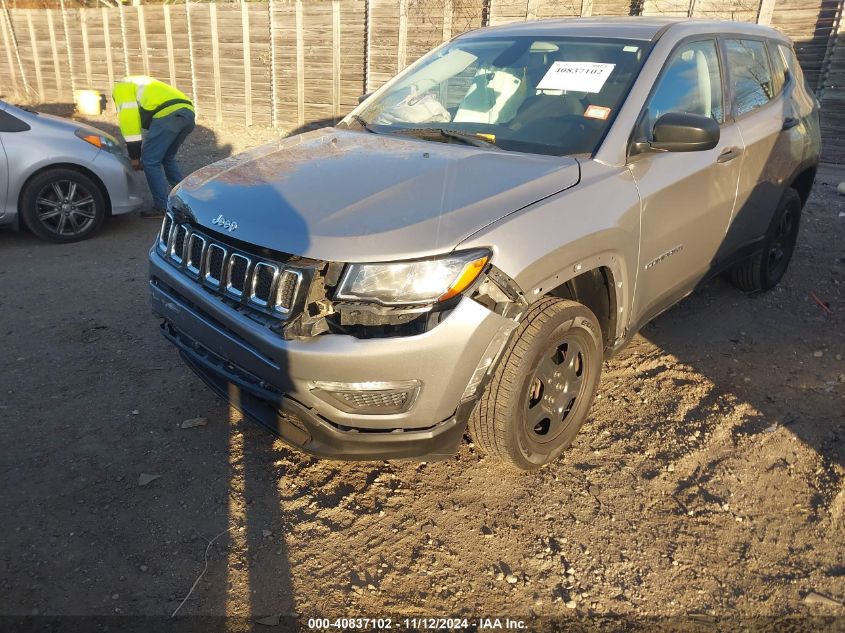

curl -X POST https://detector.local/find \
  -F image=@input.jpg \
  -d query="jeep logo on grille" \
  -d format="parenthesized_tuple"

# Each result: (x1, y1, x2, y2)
(211, 214, 239, 232)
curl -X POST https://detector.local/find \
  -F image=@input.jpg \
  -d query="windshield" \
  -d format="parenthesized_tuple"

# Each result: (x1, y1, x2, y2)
(343, 36, 650, 157)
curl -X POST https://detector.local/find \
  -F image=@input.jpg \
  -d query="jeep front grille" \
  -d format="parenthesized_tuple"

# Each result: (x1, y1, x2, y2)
(227, 253, 250, 296)
(186, 234, 205, 275)
(157, 213, 304, 317)
(205, 243, 226, 285)
(171, 225, 188, 264)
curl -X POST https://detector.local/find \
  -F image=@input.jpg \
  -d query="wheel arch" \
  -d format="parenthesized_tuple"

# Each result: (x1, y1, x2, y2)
(515, 247, 629, 349)
(788, 163, 816, 208)
(544, 266, 619, 351)
(18, 162, 113, 217)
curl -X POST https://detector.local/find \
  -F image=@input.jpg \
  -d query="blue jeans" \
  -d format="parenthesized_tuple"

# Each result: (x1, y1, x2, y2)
(141, 108, 196, 210)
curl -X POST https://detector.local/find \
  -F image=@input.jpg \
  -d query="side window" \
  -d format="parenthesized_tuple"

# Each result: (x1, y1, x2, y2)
(0, 109, 31, 133)
(646, 40, 724, 128)
(725, 39, 774, 116)
(768, 41, 787, 96)
(778, 44, 810, 93)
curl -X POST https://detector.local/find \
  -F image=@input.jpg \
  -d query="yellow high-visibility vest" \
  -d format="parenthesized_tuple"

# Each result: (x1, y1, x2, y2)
(112, 76, 194, 158)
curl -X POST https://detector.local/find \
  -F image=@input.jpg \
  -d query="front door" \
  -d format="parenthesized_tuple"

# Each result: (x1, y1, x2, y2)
(628, 38, 743, 326)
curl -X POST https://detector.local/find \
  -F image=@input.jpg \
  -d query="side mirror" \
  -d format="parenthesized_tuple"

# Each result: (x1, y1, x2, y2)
(358, 92, 373, 104)
(650, 112, 720, 152)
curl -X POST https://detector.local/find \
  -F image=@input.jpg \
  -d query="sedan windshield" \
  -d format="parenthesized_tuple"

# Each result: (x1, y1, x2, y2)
(344, 36, 650, 157)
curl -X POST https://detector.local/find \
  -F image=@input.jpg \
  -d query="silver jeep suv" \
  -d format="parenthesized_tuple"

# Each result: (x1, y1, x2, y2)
(149, 17, 820, 470)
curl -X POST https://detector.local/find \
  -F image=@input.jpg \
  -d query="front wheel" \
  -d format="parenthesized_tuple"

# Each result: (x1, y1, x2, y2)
(469, 298, 604, 471)
(20, 168, 106, 243)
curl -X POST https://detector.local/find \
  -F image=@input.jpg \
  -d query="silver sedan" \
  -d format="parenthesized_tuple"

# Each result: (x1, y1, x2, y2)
(0, 99, 144, 242)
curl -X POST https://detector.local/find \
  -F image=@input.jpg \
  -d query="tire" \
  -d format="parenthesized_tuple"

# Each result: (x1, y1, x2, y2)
(469, 298, 603, 471)
(20, 168, 106, 243)
(729, 188, 802, 292)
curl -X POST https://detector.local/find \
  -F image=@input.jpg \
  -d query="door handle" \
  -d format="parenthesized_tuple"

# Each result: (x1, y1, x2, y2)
(782, 117, 799, 130)
(717, 147, 742, 163)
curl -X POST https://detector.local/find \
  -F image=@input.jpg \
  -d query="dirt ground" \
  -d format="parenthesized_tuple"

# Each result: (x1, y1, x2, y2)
(1, 108, 844, 632)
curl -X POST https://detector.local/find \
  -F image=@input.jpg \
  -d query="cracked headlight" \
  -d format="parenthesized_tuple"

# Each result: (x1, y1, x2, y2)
(335, 249, 490, 305)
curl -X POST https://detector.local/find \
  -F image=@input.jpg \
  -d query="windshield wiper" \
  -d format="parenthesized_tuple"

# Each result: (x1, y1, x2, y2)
(438, 129, 499, 148)
(391, 127, 500, 149)
(347, 114, 377, 134)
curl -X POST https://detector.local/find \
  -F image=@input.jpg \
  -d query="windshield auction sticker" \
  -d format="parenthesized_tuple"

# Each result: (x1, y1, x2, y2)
(584, 104, 611, 120)
(536, 61, 616, 93)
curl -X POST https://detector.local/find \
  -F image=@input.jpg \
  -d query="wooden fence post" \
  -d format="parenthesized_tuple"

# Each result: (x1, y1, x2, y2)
(241, 2, 252, 126)
(102, 7, 115, 101)
(58, 0, 75, 97)
(163, 5, 176, 86)
(81, 9, 92, 87)
(364, 0, 371, 92)
(295, 0, 305, 128)
(269, 0, 277, 127)
(332, 0, 341, 120)
(0, 7, 19, 97)
(137, 5, 150, 77)
(209, 2, 222, 123)
(185, 0, 199, 114)
(118, 2, 129, 76)
(26, 11, 44, 101)
(526, 0, 540, 20)
(397, 0, 407, 71)
(442, 0, 452, 41)
(46, 10, 64, 99)
(756, 0, 774, 25)
(580, 0, 593, 16)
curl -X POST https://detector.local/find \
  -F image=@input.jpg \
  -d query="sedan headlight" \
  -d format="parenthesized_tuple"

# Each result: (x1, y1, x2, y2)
(75, 128, 121, 154)
(336, 249, 490, 305)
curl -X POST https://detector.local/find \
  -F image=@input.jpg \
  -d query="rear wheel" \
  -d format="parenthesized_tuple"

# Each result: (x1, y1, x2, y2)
(469, 298, 603, 471)
(20, 168, 106, 243)
(729, 188, 801, 292)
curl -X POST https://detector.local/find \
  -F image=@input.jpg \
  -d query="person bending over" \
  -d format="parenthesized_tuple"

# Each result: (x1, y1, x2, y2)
(113, 76, 195, 219)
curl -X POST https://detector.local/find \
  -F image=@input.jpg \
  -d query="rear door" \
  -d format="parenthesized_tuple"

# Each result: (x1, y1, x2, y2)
(717, 37, 802, 258)
(628, 38, 743, 326)
(778, 43, 821, 160)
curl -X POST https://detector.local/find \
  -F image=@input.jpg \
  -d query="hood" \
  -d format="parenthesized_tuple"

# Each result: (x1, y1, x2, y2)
(25, 107, 118, 141)
(175, 128, 580, 262)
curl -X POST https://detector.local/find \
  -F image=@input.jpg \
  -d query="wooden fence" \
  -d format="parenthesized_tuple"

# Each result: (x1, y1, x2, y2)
(0, 1, 369, 129)
(0, 0, 842, 159)
(818, 13, 844, 162)
(365, 0, 485, 91)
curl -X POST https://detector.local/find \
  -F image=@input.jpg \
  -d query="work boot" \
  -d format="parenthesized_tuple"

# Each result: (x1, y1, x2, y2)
(140, 207, 165, 220)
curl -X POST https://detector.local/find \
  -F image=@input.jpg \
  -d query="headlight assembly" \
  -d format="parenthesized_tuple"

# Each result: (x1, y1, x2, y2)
(335, 249, 490, 305)
(74, 128, 122, 154)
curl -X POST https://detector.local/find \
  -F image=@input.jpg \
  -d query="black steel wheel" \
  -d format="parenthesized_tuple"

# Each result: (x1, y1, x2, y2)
(469, 298, 603, 471)
(765, 195, 797, 284)
(729, 188, 802, 292)
(20, 168, 106, 243)
(524, 334, 588, 448)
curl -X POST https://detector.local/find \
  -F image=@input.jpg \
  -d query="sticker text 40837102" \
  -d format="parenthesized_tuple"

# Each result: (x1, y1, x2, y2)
(536, 62, 616, 93)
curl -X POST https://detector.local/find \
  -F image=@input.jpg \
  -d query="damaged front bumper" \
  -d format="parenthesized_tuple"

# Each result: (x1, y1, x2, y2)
(149, 250, 520, 460)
